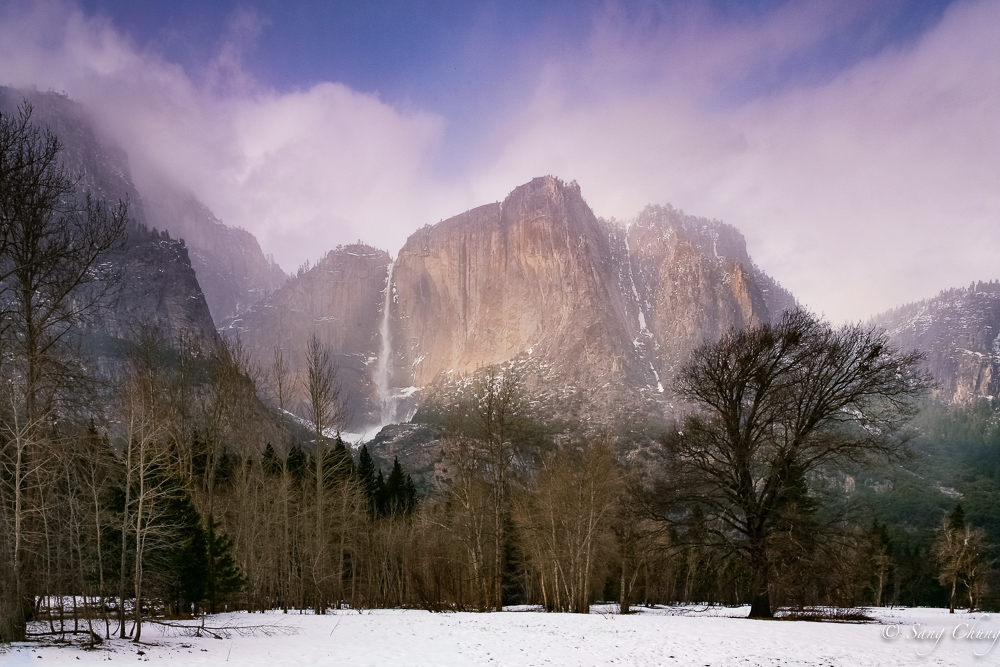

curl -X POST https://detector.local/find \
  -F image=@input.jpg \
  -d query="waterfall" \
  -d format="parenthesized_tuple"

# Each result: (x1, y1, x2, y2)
(374, 260, 395, 425)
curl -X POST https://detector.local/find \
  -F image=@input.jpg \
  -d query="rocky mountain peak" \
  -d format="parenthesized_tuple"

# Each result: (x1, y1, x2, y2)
(224, 176, 795, 432)
(140, 178, 288, 326)
(391, 175, 629, 394)
(500, 175, 587, 225)
(631, 204, 750, 265)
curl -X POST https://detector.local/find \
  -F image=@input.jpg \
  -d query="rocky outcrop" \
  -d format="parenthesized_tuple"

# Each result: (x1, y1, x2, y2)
(0, 87, 219, 354)
(875, 282, 1000, 403)
(223, 244, 392, 422)
(391, 178, 640, 391)
(141, 187, 287, 324)
(94, 229, 219, 346)
(623, 204, 796, 378)
(365, 423, 447, 494)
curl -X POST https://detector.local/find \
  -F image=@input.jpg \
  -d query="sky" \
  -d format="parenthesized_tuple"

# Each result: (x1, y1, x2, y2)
(0, 0, 995, 323)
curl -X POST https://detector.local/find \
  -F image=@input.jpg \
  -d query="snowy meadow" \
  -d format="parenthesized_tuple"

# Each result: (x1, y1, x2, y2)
(4, 605, 997, 666)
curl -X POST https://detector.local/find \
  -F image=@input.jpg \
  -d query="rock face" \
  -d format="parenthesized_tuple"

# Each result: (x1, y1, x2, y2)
(97, 229, 220, 347)
(365, 423, 447, 494)
(623, 204, 795, 377)
(235, 176, 795, 431)
(223, 244, 392, 422)
(141, 186, 287, 324)
(0, 88, 219, 353)
(392, 177, 639, 391)
(875, 282, 1000, 403)
(388, 178, 794, 424)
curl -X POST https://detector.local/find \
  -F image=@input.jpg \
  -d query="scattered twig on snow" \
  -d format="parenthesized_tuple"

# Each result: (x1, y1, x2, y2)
(147, 618, 299, 639)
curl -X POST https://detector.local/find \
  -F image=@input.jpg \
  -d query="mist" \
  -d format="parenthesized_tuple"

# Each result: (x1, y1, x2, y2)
(0, 0, 996, 322)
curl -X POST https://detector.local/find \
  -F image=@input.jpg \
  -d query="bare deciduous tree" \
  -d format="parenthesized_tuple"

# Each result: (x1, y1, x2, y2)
(515, 439, 620, 613)
(114, 333, 179, 642)
(302, 334, 348, 612)
(439, 364, 527, 611)
(0, 102, 127, 424)
(0, 373, 51, 641)
(0, 101, 126, 643)
(934, 506, 990, 613)
(653, 309, 929, 618)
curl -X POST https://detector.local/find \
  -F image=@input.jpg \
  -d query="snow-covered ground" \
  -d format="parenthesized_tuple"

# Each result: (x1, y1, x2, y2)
(3, 605, 996, 666)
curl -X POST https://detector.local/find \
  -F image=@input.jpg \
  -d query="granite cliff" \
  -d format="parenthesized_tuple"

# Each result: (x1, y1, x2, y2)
(0, 87, 219, 353)
(231, 176, 796, 431)
(875, 281, 1000, 403)
(142, 186, 287, 324)
(392, 178, 639, 395)
(391, 177, 795, 429)
(622, 203, 794, 377)
(223, 244, 392, 422)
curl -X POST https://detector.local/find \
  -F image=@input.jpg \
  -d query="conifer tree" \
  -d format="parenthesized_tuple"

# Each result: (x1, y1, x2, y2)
(384, 457, 417, 516)
(286, 445, 308, 479)
(357, 445, 380, 515)
(374, 469, 387, 516)
(948, 504, 966, 533)
(403, 475, 417, 515)
(328, 436, 355, 484)
(262, 443, 281, 477)
(204, 516, 245, 614)
(160, 491, 207, 616)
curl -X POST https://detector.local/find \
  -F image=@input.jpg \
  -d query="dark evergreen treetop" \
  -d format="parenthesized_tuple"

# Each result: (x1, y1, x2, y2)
(357, 445, 380, 515)
(383, 456, 417, 517)
(262, 443, 281, 476)
(947, 504, 966, 532)
(327, 435, 355, 485)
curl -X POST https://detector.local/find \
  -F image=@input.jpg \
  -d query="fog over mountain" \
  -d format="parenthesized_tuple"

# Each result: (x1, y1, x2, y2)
(0, 1, 997, 323)
(9, 82, 1000, 437)
(0, 87, 220, 353)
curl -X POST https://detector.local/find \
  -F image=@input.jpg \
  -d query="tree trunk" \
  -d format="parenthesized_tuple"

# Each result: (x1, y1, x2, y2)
(315, 445, 325, 614)
(618, 561, 630, 615)
(0, 503, 28, 642)
(749, 591, 773, 619)
(748, 544, 773, 618)
(0, 420, 30, 642)
(0, 571, 27, 642)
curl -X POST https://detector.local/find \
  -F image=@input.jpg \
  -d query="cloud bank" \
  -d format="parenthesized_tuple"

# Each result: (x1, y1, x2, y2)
(0, 0, 997, 322)
(0, 0, 457, 271)
(479, 0, 1000, 322)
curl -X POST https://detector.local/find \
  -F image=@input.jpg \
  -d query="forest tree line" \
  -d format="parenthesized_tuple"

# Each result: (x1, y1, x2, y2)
(3, 311, 993, 643)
